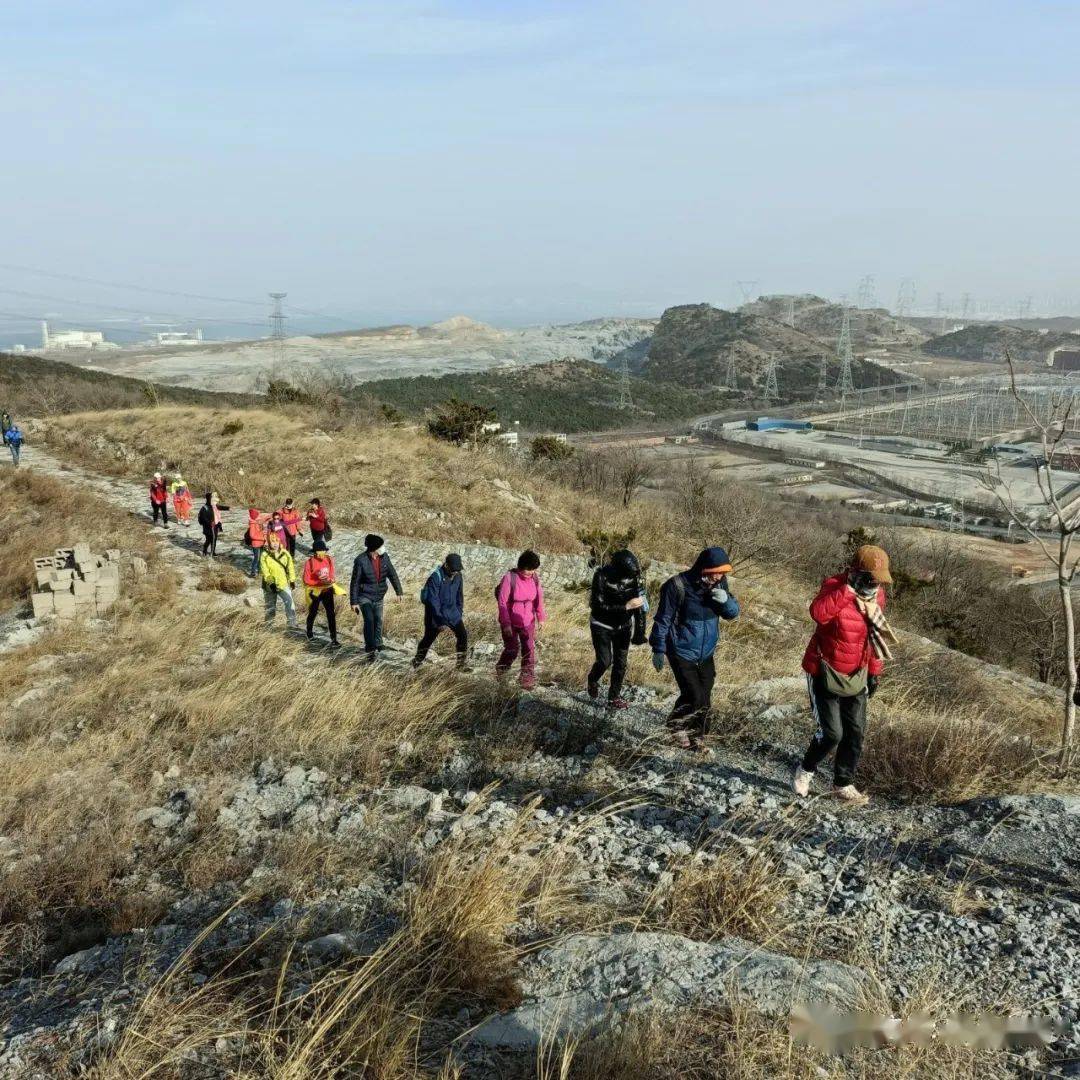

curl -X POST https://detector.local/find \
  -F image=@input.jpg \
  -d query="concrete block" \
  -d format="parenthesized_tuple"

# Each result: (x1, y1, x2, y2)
(52, 593, 76, 614)
(55, 549, 74, 566)
(35, 569, 53, 588)
(99, 563, 120, 581)
(105, 549, 121, 563)
(34, 557, 55, 570)
(95, 587, 118, 605)
(131, 557, 148, 578)
(72, 579, 94, 597)
(72, 543, 92, 565)
(31, 592, 55, 618)
(80, 569, 100, 583)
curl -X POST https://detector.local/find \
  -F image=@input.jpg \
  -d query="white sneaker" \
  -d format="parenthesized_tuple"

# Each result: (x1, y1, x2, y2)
(833, 785, 869, 804)
(792, 766, 813, 797)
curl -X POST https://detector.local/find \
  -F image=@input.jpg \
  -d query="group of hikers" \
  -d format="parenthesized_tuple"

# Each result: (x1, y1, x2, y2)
(146, 471, 896, 803)
(1, 411, 24, 465)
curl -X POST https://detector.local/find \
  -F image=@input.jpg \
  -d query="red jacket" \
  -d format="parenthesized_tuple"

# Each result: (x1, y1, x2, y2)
(306, 507, 327, 533)
(303, 554, 335, 589)
(149, 480, 167, 505)
(801, 574, 885, 677)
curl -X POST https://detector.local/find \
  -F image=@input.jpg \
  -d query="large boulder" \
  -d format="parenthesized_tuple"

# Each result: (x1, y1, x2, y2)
(469, 931, 867, 1051)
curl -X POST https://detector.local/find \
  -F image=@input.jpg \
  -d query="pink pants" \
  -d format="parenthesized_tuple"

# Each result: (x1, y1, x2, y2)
(497, 624, 537, 682)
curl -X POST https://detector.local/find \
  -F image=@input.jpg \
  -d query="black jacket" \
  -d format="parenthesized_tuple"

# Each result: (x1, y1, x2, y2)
(590, 556, 646, 643)
(197, 502, 229, 534)
(350, 550, 403, 605)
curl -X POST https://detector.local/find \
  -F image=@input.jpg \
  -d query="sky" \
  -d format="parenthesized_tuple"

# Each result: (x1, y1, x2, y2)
(1, 0, 1079, 333)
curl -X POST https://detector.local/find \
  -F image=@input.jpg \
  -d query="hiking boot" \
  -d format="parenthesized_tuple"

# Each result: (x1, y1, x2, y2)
(328, 640, 342, 649)
(669, 728, 692, 750)
(456, 658, 474, 673)
(587, 678, 600, 700)
(412, 657, 423, 670)
(833, 785, 869, 804)
(792, 766, 813, 798)
(607, 696, 630, 710)
(520, 672, 537, 691)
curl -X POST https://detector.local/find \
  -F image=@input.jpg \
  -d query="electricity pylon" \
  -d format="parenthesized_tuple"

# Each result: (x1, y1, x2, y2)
(724, 343, 738, 391)
(617, 354, 633, 409)
(835, 307, 856, 395)
(763, 354, 780, 402)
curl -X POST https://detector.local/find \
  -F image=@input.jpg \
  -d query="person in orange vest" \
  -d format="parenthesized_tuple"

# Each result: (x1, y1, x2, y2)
(303, 538, 343, 647)
(279, 498, 304, 556)
(245, 508, 267, 577)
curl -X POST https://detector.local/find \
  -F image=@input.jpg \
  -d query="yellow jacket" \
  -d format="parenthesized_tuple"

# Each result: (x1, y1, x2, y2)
(260, 547, 295, 591)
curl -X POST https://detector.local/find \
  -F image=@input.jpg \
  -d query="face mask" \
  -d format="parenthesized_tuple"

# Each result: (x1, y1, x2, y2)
(376, 545, 386, 555)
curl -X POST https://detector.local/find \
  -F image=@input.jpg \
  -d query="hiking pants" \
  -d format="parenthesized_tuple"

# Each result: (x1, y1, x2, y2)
(667, 653, 716, 735)
(151, 500, 169, 525)
(9, 444, 19, 465)
(309, 529, 325, 552)
(285, 532, 297, 557)
(249, 546, 262, 576)
(801, 673, 869, 788)
(497, 624, 537, 683)
(589, 623, 631, 700)
(414, 610, 468, 664)
(307, 590, 338, 643)
(202, 528, 217, 556)
(357, 597, 384, 655)
(263, 585, 297, 629)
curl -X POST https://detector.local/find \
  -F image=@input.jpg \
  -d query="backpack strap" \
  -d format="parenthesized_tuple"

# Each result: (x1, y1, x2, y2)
(671, 574, 687, 627)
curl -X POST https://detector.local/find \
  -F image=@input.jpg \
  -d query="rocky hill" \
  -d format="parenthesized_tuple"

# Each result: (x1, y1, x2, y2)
(642, 303, 889, 399)
(358, 357, 727, 432)
(922, 323, 1075, 364)
(741, 294, 928, 349)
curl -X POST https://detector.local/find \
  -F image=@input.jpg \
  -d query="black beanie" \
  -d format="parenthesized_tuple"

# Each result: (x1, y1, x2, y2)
(312, 538, 328, 553)
(517, 549, 541, 571)
(365, 534, 384, 552)
(445, 553, 463, 573)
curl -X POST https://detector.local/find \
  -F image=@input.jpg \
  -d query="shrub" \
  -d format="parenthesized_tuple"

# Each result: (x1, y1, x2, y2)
(578, 526, 637, 567)
(426, 397, 498, 446)
(530, 435, 574, 461)
(220, 419, 244, 437)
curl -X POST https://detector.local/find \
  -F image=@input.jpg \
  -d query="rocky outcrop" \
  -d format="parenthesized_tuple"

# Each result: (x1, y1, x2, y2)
(469, 932, 868, 1050)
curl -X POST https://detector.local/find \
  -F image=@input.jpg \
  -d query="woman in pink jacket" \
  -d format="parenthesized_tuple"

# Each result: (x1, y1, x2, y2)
(495, 550, 546, 689)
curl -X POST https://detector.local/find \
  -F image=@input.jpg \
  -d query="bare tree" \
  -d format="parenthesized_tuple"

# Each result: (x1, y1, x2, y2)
(610, 447, 655, 508)
(982, 353, 1078, 766)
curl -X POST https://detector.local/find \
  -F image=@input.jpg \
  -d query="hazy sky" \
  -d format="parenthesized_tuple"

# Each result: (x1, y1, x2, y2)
(2, 0, 1079, 329)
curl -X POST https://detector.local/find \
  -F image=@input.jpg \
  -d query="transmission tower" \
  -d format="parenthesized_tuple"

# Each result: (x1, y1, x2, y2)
(786, 296, 796, 328)
(960, 293, 973, 321)
(834, 307, 856, 395)
(934, 292, 947, 335)
(617, 354, 633, 409)
(817, 350, 828, 393)
(724, 343, 738, 391)
(735, 279, 760, 305)
(856, 274, 877, 309)
(895, 279, 916, 318)
(763, 354, 780, 402)
(269, 292, 287, 366)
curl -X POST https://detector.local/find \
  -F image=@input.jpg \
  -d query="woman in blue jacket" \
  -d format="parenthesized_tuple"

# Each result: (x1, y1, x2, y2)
(649, 546, 740, 750)
(412, 554, 471, 671)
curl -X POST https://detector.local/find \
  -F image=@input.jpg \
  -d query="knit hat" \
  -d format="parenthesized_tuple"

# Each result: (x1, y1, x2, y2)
(248, 508, 260, 521)
(365, 534, 384, 552)
(690, 546, 733, 575)
(445, 553, 463, 573)
(517, 549, 541, 571)
(852, 544, 892, 585)
(312, 538, 328, 553)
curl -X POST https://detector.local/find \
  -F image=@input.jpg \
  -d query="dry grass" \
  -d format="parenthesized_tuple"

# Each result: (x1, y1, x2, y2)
(197, 560, 249, 594)
(41, 406, 664, 555)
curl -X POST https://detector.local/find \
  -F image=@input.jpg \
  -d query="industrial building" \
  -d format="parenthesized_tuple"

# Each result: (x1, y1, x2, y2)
(39, 321, 115, 351)
(152, 330, 203, 347)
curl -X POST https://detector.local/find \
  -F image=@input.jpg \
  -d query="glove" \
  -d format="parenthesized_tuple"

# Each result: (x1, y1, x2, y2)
(867, 675, 879, 698)
(710, 585, 729, 604)
(652, 653, 666, 673)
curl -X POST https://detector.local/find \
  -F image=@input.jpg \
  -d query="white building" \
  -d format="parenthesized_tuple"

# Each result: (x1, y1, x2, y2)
(153, 329, 203, 346)
(40, 321, 108, 351)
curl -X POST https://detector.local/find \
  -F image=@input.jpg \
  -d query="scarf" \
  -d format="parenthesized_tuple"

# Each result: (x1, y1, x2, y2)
(854, 592, 898, 662)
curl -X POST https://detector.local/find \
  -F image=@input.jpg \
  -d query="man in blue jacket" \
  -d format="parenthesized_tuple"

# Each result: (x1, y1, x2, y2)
(412, 553, 471, 671)
(649, 546, 740, 750)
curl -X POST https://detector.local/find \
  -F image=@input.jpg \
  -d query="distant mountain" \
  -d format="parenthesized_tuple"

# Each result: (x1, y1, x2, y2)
(642, 303, 889, 399)
(355, 357, 726, 432)
(922, 324, 1076, 364)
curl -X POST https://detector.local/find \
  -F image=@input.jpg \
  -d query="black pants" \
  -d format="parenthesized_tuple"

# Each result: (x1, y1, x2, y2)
(415, 610, 468, 663)
(588, 623, 631, 700)
(307, 590, 338, 643)
(357, 598, 384, 655)
(152, 500, 169, 525)
(801, 673, 869, 788)
(285, 532, 297, 557)
(667, 653, 716, 735)
(309, 529, 324, 552)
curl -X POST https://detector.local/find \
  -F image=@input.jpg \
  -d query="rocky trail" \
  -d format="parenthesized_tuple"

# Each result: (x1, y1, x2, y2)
(2, 448, 1079, 1077)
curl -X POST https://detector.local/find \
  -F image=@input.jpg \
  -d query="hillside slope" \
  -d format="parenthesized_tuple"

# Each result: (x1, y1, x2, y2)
(922, 324, 1074, 364)
(0, 351, 249, 416)
(643, 303, 888, 398)
(741, 294, 928, 348)
(357, 358, 728, 432)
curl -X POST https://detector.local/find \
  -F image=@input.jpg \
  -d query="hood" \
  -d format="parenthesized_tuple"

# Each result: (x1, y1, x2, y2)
(248, 508, 261, 521)
(607, 549, 640, 579)
(689, 547, 733, 575)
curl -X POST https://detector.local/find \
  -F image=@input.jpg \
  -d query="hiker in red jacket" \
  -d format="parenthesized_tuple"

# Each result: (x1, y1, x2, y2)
(793, 545, 897, 804)
(149, 473, 169, 528)
(306, 498, 328, 552)
(280, 499, 304, 556)
(246, 508, 267, 577)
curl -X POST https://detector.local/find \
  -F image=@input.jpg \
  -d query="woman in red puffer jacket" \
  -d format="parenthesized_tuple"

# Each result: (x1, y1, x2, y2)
(793, 545, 892, 804)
